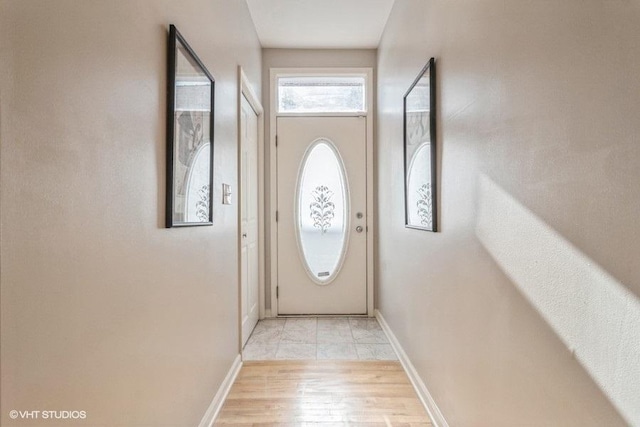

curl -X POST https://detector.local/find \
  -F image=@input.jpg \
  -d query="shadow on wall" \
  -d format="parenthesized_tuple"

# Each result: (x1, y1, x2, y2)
(476, 174, 640, 426)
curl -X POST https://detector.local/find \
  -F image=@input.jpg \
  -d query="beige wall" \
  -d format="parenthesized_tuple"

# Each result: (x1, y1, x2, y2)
(0, 1, 261, 425)
(261, 48, 376, 310)
(377, 0, 639, 426)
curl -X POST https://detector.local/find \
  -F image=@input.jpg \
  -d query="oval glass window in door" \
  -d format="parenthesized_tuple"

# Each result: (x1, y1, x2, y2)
(296, 140, 349, 284)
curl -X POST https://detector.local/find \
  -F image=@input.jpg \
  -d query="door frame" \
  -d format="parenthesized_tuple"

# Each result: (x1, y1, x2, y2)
(237, 66, 265, 352)
(268, 67, 375, 317)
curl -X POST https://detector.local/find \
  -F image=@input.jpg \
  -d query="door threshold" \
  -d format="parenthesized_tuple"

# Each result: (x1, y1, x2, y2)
(275, 314, 370, 318)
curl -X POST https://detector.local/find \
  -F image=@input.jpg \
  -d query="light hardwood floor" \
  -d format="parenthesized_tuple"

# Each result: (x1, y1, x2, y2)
(215, 360, 433, 426)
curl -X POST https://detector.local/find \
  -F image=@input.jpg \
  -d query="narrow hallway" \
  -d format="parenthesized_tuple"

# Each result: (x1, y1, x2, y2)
(2, 1, 639, 426)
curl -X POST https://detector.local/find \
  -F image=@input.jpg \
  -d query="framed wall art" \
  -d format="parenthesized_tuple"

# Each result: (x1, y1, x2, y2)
(166, 24, 215, 227)
(404, 58, 437, 232)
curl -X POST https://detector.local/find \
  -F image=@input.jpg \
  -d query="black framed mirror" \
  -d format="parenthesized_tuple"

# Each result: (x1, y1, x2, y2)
(166, 24, 215, 228)
(404, 58, 437, 232)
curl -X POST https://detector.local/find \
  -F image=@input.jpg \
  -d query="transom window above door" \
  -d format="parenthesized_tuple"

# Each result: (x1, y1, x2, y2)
(277, 76, 366, 113)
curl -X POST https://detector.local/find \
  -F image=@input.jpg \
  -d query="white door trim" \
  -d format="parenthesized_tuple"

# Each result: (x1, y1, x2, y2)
(268, 67, 375, 317)
(237, 66, 265, 352)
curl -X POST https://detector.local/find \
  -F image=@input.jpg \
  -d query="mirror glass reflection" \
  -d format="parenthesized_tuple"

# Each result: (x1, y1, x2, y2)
(404, 60, 436, 231)
(172, 40, 212, 224)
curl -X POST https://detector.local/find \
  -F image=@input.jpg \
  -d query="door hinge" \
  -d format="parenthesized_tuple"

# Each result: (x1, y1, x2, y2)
(276, 286, 279, 299)
(275, 135, 278, 147)
(276, 210, 279, 222)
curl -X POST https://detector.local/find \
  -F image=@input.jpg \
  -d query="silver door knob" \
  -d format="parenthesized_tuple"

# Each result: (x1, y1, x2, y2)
(355, 226, 363, 233)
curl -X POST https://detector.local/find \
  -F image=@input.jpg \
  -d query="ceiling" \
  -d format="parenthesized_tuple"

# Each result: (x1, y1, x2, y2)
(245, 0, 396, 49)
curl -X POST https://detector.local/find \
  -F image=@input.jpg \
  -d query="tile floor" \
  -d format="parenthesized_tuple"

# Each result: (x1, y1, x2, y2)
(242, 317, 398, 361)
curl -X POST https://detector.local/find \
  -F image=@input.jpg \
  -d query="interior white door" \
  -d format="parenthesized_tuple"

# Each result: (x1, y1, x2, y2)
(276, 116, 367, 315)
(240, 94, 259, 346)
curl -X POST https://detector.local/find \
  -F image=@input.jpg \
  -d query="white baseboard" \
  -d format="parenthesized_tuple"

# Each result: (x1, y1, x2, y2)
(199, 354, 242, 427)
(375, 310, 449, 427)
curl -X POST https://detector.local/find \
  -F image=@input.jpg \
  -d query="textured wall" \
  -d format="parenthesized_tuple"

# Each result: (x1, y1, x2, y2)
(377, 0, 639, 425)
(0, 0, 261, 425)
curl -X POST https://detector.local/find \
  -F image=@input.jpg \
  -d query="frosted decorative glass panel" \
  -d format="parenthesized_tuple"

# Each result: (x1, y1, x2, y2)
(278, 76, 365, 113)
(296, 140, 349, 283)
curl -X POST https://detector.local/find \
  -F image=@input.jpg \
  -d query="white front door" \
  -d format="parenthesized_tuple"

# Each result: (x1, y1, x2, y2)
(240, 94, 259, 345)
(276, 116, 367, 315)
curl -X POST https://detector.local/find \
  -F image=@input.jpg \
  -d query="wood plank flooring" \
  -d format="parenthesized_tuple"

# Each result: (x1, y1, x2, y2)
(215, 360, 433, 426)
